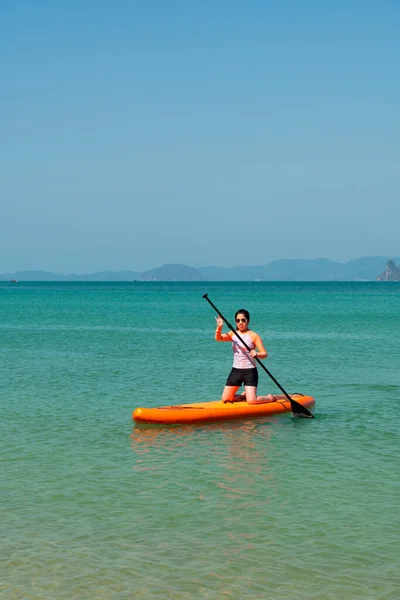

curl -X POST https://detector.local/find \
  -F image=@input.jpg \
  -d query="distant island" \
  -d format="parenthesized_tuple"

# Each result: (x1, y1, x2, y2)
(1, 256, 400, 282)
(376, 260, 400, 282)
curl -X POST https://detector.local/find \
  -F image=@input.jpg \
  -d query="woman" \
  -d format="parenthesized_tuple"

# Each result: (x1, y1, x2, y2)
(215, 309, 275, 404)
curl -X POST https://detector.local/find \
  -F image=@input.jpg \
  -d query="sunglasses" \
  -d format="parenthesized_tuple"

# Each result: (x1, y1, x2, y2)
(235, 318, 247, 323)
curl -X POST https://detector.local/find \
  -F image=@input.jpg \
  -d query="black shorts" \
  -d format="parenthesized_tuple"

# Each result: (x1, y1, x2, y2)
(226, 367, 258, 388)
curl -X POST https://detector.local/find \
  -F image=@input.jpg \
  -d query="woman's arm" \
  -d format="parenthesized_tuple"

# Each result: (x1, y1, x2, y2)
(249, 332, 268, 359)
(215, 317, 232, 341)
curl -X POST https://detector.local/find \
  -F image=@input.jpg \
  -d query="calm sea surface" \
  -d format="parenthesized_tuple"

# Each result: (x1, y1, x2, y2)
(1, 281, 399, 599)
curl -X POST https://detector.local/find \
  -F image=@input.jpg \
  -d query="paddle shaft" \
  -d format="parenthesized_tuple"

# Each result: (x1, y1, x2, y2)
(203, 293, 315, 418)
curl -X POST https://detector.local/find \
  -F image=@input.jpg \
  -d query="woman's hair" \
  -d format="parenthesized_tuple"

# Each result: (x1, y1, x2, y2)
(235, 309, 250, 324)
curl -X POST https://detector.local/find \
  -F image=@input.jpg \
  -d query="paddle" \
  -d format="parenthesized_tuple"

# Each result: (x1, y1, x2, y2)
(202, 293, 315, 419)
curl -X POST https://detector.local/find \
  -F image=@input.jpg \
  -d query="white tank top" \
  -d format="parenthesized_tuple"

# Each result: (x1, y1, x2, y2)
(232, 332, 256, 369)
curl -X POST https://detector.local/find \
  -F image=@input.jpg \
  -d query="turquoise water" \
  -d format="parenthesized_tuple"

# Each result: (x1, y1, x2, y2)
(1, 281, 399, 599)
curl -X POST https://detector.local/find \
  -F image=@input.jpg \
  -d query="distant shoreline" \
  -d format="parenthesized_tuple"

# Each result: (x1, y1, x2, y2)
(1, 256, 399, 282)
(2, 280, 396, 284)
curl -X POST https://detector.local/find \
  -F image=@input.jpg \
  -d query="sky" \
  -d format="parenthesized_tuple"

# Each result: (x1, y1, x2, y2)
(1, 0, 399, 273)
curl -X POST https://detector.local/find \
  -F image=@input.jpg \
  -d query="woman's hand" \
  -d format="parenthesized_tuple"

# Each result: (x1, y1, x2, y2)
(249, 349, 257, 358)
(215, 316, 224, 329)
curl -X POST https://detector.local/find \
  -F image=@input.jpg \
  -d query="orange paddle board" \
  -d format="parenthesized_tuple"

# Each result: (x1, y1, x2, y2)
(133, 394, 315, 425)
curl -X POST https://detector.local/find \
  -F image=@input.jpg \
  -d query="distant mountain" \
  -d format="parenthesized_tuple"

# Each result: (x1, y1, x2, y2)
(261, 258, 339, 281)
(0, 270, 141, 282)
(141, 264, 203, 281)
(376, 260, 400, 281)
(263, 256, 399, 282)
(198, 256, 399, 281)
(1, 256, 399, 282)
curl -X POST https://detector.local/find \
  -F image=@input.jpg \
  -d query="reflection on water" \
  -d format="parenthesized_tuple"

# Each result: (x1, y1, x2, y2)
(130, 420, 277, 500)
(131, 420, 273, 464)
(129, 419, 281, 586)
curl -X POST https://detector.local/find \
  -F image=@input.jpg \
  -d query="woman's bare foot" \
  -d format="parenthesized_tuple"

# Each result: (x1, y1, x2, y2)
(254, 394, 275, 403)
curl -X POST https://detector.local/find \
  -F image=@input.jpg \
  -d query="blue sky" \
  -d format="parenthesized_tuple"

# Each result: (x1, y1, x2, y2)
(1, 0, 399, 272)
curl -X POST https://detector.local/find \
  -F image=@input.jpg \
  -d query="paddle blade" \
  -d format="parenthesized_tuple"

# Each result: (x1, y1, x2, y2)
(290, 398, 315, 419)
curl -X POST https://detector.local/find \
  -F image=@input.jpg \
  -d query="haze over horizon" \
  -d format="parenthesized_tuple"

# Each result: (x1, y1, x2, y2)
(2, 1, 399, 273)
(1, 254, 398, 277)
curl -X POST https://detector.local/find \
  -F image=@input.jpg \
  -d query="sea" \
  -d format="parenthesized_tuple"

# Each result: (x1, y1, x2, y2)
(1, 281, 399, 599)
